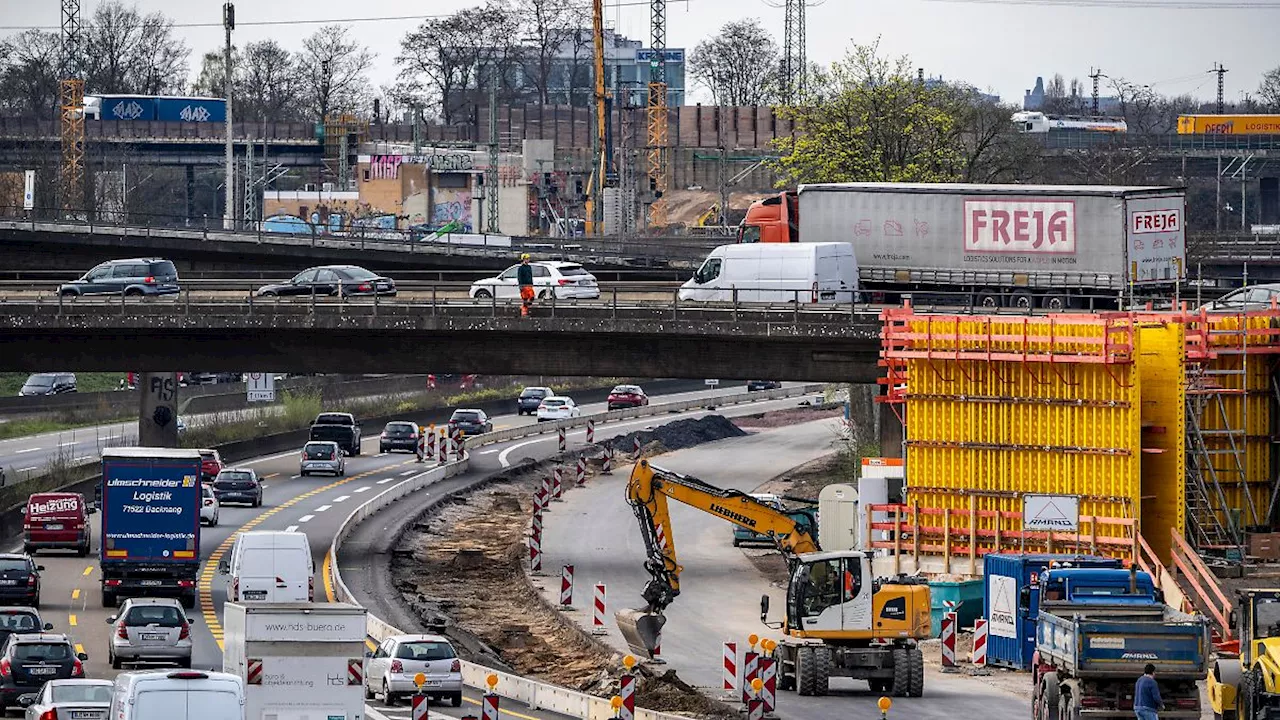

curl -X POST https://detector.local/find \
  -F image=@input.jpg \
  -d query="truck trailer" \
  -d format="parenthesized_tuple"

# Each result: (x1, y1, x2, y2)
(739, 183, 1186, 310)
(222, 602, 368, 720)
(99, 448, 203, 608)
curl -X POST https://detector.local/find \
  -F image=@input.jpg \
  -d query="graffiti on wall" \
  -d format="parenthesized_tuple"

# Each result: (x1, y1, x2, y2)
(431, 188, 472, 232)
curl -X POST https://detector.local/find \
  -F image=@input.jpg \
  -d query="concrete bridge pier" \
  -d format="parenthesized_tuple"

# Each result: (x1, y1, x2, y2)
(138, 372, 180, 448)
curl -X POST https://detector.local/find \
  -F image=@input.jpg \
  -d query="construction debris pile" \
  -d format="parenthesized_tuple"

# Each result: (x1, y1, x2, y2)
(604, 415, 746, 456)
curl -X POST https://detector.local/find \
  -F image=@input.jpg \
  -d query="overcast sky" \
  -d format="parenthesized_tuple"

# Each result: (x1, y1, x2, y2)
(3, 0, 1277, 107)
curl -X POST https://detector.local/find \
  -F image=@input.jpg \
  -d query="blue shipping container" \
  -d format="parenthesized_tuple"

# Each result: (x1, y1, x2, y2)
(982, 553, 1122, 670)
(96, 95, 158, 121)
(155, 97, 227, 123)
(100, 451, 202, 564)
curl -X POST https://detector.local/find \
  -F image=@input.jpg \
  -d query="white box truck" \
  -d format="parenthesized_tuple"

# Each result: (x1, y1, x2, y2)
(222, 602, 368, 720)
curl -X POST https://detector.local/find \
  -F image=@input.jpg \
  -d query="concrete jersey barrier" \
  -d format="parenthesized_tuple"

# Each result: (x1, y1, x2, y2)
(328, 384, 825, 720)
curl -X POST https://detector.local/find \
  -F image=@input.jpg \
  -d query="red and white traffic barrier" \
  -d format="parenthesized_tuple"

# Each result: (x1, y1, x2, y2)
(481, 694, 499, 720)
(601, 449, 613, 475)
(592, 583, 607, 635)
(426, 426, 435, 457)
(586, 419, 595, 444)
(650, 629, 665, 664)
(941, 611, 957, 670)
(529, 521, 542, 573)
(619, 673, 636, 720)
(560, 564, 574, 608)
(576, 455, 587, 486)
(633, 436, 642, 457)
(758, 656, 777, 713)
(746, 697, 763, 720)
(558, 426, 566, 453)
(973, 617, 988, 667)
(247, 658, 262, 685)
(721, 642, 738, 698)
(436, 429, 447, 465)
(741, 649, 759, 704)
(347, 657, 362, 686)
(552, 466, 564, 501)
(540, 474, 552, 511)
(411, 692, 429, 720)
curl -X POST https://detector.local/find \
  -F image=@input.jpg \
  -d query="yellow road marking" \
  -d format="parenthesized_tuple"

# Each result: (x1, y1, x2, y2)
(263, 473, 279, 479)
(322, 551, 335, 602)
(71, 589, 80, 600)
(200, 460, 414, 651)
(74, 643, 84, 655)
(69, 614, 77, 627)
(365, 638, 377, 652)
(81, 567, 93, 576)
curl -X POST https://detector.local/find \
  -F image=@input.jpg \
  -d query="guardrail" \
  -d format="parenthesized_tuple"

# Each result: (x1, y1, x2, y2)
(328, 384, 824, 720)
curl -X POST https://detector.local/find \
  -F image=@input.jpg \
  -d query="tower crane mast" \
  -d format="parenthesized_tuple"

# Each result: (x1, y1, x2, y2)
(645, 0, 668, 228)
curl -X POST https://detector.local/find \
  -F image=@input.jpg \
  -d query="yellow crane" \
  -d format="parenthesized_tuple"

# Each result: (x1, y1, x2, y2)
(583, 0, 613, 235)
(617, 460, 930, 697)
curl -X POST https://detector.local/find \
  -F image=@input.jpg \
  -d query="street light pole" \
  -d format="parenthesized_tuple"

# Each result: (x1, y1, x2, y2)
(222, 2, 235, 230)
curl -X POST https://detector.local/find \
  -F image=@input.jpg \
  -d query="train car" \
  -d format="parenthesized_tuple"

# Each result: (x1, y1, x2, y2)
(82, 94, 226, 123)
(1177, 114, 1280, 135)
(1012, 111, 1128, 133)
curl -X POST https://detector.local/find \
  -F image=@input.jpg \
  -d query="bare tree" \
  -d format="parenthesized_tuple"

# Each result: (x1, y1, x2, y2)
(82, 1, 189, 95)
(689, 19, 781, 106)
(1261, 66, 1280, 111)
(297, 25, 375, 122)
(1040, 73, 1089, 115)
(516, 0, 575, 105)
(396, 2, 518, 124)
(1109, 77, 1198, 134)
(0, 30, 62, 119)
(190, 48, 236, 97)
(239, 40, 304, 122)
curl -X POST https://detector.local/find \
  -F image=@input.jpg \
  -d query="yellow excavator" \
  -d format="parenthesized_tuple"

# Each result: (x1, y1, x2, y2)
(1208, 589, 1280, 720)
(616, 460, 931, 697)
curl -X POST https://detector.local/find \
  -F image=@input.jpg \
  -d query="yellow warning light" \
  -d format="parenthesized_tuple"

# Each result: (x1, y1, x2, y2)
(750, 678, 763, 695)
(747, 633, 759, 648)
(611, 696, 623, 710)
(622, 655, 636, 670)
(878, 696, 893, 713)
(485, 673, 498, 690)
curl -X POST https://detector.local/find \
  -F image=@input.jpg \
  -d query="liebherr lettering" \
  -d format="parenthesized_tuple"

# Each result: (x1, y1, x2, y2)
(710, 503, 757, 528)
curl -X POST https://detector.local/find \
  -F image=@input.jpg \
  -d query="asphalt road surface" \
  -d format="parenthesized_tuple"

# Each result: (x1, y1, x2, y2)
(534, 418, 1031, 720)
(12, 382, 812, 720)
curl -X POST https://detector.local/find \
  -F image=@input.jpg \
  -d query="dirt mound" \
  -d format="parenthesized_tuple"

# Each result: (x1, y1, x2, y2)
(604, 415, 746, 455)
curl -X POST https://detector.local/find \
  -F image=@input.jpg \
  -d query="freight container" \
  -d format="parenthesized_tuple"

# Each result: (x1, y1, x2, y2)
(154, 97, 227, 124)
(1177, 114, 1280, 135)
(982, 553, 1122, 670)
(84, 95, 158, 121)
(739, 183, 1186, 309)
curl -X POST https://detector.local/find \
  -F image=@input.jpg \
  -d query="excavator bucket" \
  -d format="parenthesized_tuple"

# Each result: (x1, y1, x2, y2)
(615, 608, 666, 657)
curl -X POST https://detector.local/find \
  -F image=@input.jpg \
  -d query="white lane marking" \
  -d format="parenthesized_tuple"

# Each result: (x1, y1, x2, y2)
(290, 474, 301, 479)
(354, 486, 371, 493)
(333, 495, 351, 503)
(16, 466, 38, 472)
(476, 447, 501, 455)
(377, 478, 394, 484)
(285, 525, 299, 533)
(315, 505, 331, 512)
(14, 447, 41, 453)
(261, 484, 269, 489)
(298, 514, 315, 523)
(400, 469, 416, 476)
(242, 448, 313, 466)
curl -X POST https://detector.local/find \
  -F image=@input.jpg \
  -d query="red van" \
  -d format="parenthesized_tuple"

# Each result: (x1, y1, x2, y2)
(23, 492, 93, 556)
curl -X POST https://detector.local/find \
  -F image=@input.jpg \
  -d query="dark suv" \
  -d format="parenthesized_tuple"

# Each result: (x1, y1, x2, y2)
(379, 421, 420, 453)
(17, 373, 76, 397)
(57, 258, 180, 297)
(0, 556, 41, 607)
(0, 633, 87, 712)
(211, 469, 263, 507)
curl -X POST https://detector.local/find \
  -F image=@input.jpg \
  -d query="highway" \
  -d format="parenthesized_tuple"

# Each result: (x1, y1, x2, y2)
(12, 382, 816, 720)
(533, 418, 1029, 720)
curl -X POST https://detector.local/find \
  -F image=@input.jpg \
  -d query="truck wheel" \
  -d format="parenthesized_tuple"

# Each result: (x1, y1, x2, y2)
(181, 593, 196, 609)
(102, 591, 116, 608)
(891, 648, 911, 697)
(1010, 290, 1035, 310)
(907, 647, 924, 697)
(812, 646, 831, 696)
(796, 646, 817, 696)
(1042, 293, 1071, 311)
(975, 289, 1002, 308)
(1039, 672, 1061, 720)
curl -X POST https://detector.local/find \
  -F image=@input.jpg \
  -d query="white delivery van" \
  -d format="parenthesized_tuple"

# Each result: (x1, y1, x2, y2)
(219, 531, 315, 603)
(678, 242, 858, 303)
(110, 669, 246, 720)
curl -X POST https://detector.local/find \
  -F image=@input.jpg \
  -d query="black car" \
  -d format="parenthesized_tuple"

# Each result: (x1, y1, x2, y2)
(0, 633, 87, 712)
(17, 373, 76, 397)
(0, 556, 41, 607)
(517, 387, 552, 416)
(448, 409, 492, 436)
(379, 421, 420, 453)
(256, 266, 397, 298)
(57, 258, 180, 297)
(747, 380, 783, 392)
(211, 469, 263, 507)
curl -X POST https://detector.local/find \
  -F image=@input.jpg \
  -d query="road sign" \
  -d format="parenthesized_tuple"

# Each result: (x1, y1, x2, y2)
(23, 171, 34, 210)
(705, 379, 720, 387)
(1023, 494, 1080, 532)
(247, 373, 275, 402)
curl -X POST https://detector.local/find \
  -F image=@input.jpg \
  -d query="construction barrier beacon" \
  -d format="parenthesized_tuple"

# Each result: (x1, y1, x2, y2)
(552, 465, 564, 501)
(560, 564, 574, 608)
(558, 426, 567, 452)
(633, 436, 642, 457)
(412, 692, 429, 720)
(619, 672, 636, 720)
(540, 474, 553, 510)
(721, 641, 738, 698)
(436, 429, 447, 465)
(602, 449, 613, 475)
(586, 419, 595, 444)
(426, 424, 436, 457)
(758, 656, 777, 714)
(941, 611, 957, 670)
(741, 646, 759, 704)
(650, 629, 664, 664)
(746, 678, 764, 720)
(973, 617, 988, 667)
(592, 583, 608, 635)
(482, 694, 499, 720)
(576, 455, 587, 486)
(529, 507, 543, 573)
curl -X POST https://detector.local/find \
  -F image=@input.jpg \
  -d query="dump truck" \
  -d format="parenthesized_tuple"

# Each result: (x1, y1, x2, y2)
(738, 183, 1186, 310)
(618, 460, 930, 697)
(1032, 566, 1209, 720)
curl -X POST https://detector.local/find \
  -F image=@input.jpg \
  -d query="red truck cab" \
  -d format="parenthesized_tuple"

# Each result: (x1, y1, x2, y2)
(23, 492, 93, 556)
(739, 191, 798, 243)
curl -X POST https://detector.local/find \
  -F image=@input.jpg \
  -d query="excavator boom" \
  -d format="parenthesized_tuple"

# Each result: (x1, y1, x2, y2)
(616, 460, 820, 655)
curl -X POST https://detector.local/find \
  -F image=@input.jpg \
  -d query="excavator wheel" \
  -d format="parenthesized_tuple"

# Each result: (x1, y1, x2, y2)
(907, 646, 924, 697)
(812, 646, 831, 697)
(1242, 667, 1260, 720)
(890, 648, 911, 697)
(795, 647, 817, 696)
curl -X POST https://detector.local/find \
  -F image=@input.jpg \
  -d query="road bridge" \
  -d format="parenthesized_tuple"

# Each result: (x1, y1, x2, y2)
(0, 298, 884, 382)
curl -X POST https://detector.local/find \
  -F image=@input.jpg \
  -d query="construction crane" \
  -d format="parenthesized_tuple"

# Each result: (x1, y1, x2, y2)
(616, 460, 930, 697)
(645, 0, 668, 228)
(584, 0, 617, 235)
(60, 0, 85, 217)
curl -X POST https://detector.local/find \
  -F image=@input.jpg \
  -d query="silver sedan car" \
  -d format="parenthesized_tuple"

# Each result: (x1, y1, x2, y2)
(300, 441, 346, 477)
(365, 634, 463, 707)
(106, 597, 194, 669)
(21, 679, 113, 720)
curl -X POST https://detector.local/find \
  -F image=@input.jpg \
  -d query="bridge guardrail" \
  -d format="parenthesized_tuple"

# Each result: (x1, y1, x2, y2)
(328, 384, 824, 720)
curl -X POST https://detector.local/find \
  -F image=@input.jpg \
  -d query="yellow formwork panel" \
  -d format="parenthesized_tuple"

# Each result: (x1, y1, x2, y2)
(1138, 324, 1186, 564)
(903, 315, 1134, 358)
